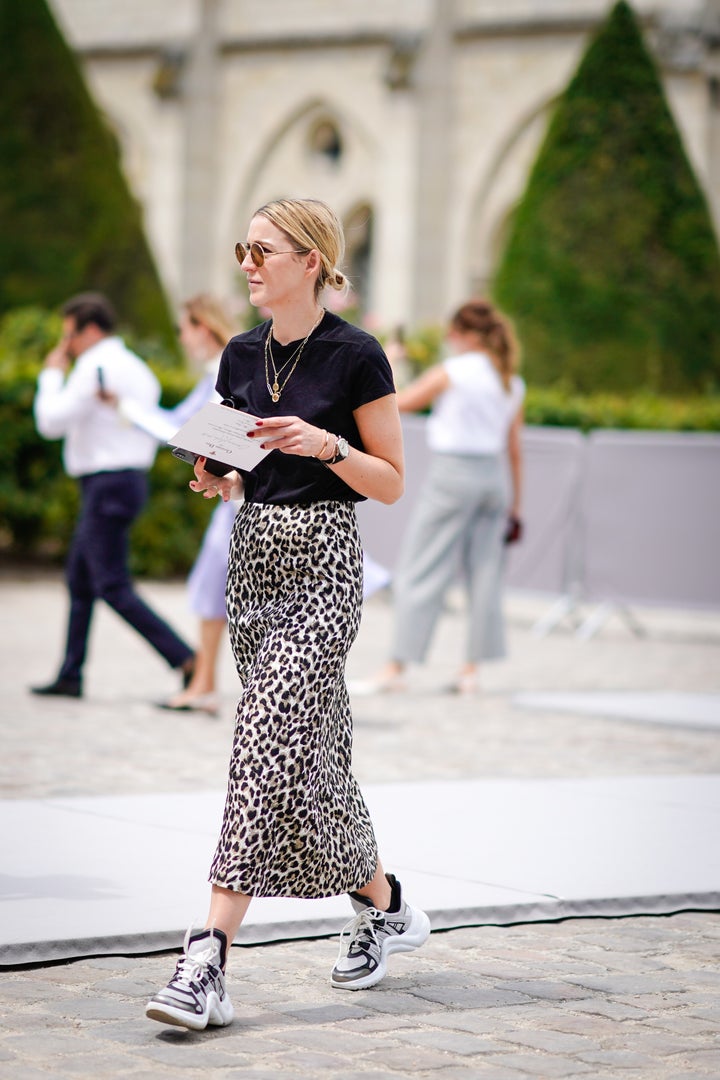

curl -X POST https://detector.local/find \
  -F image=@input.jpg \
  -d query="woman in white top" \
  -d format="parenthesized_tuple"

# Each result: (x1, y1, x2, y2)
(368, 299, 524, 694)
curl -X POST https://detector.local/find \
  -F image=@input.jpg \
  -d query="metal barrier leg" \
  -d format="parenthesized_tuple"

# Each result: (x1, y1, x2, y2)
(617, 602, 647, 638)
(576, 601, 646, 640)
(531, 592, 584, 638)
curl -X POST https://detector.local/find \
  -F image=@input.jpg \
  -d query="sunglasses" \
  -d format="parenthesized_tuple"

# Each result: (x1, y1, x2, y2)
(174, 315, 203, 335)
(235, 241, 308, 268)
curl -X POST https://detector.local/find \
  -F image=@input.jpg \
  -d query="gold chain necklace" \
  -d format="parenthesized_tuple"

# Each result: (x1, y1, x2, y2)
(264, 310, 325, 403)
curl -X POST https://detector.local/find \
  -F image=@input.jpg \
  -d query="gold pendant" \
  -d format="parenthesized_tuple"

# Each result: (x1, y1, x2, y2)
(272, 381, 279, 394)
(272, 392, 280, 403)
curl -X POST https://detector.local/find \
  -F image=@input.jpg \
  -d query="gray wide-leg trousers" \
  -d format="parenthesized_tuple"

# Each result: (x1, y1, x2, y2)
(391, 452, 509, 665)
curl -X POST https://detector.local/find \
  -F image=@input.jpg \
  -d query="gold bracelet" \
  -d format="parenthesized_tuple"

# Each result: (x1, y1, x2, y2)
(314, 429, 329, 459)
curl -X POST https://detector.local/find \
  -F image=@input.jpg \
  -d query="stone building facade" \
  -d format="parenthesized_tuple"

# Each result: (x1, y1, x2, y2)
(51, 0, 720, 329)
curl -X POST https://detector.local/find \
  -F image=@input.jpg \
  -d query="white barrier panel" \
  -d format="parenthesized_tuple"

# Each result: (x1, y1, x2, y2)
(582, 431, 720, 610)
(358, 421, 720, 616)
(357, 414, 431, 572)
(357, 420, 586, 596)
(505, 427, 586, 594)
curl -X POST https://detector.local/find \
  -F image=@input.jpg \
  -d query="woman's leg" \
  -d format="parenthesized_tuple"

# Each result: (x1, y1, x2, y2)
(390, 456, 476, 666)
(205, 884, 252, 959)
(164, 617, 225, 708)
(353, 860, 392, 911)
(165, 499, 236, 710)
(463, 461, 508, 666)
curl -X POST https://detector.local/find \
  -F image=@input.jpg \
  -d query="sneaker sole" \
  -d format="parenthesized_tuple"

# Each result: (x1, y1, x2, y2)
(145, 992, 234, 1030)
(331, 907, 431, 990)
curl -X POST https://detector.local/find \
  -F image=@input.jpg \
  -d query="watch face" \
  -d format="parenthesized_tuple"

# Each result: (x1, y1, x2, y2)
(337, 436, 349, 458)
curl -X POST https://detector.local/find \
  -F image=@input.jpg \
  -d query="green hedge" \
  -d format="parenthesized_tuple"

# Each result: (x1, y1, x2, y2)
(493, 1, 720, 395)
(0, 0, 179, 356)
(523, 387, 720, 432)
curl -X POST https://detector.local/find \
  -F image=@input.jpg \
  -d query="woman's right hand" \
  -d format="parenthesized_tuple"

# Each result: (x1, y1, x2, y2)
(190, 458, 243, 502)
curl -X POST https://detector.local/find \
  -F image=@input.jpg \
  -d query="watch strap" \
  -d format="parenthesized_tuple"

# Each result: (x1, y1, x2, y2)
(325, 435, 349, 465)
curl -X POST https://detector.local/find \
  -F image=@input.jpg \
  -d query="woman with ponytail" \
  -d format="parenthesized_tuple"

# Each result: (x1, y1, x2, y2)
(358, 299, 525, 696)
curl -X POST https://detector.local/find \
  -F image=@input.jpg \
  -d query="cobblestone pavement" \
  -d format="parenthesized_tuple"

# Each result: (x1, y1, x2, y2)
(2, 574, 720, 1078)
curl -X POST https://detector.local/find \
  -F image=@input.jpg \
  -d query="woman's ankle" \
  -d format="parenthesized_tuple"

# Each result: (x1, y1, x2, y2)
(382, 660, 405, 679)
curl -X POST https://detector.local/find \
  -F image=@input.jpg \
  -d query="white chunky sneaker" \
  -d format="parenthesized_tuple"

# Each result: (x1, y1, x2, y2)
(146, 927, 234, 1029)
(331, 873, 430, 990)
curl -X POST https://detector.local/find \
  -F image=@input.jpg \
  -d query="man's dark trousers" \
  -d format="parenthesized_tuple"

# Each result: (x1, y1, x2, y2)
(58, 469, 193, 683)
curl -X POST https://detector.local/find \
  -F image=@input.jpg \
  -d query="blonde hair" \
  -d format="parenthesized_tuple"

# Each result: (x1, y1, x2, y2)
(252, 198, 350, 299)
(450, 299, 520, 393)
(182, 293, 236, 349)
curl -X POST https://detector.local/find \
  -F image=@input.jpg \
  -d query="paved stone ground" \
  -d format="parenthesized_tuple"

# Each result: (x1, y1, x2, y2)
(1, 573, 720, 1078)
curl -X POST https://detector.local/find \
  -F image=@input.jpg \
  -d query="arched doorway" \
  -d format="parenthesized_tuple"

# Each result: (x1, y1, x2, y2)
(343, 202, 374, 318)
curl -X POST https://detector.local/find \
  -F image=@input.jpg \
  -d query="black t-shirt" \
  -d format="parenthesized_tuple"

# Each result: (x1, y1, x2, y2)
(216, 310, 395, 504)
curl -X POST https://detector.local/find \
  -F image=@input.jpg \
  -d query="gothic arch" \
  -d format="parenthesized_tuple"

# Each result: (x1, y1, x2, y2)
(462, 96, 559, 298)
(232, 98, 378, 239)
(343, 201, 375, 315)
(96, 105, 148, 203)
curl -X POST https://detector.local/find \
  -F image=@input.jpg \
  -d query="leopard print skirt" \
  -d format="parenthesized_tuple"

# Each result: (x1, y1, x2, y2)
(208, 499, 379, 898)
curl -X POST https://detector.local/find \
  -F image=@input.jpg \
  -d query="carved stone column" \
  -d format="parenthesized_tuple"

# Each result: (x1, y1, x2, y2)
(410, 0, 455, 325)
(180, 0, 221, 297)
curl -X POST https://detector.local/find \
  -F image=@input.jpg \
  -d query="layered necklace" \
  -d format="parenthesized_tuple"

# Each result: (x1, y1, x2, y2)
(264, 309, 325, 403)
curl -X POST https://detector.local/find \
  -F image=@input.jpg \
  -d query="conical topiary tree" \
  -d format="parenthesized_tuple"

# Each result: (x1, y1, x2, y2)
(493, 0, 720, 394)
(0, 0, 178, 356)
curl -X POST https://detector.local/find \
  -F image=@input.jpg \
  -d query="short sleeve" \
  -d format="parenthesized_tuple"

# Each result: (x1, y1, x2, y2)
(215, 344, 232, 400)
(350, 337, 395, 409)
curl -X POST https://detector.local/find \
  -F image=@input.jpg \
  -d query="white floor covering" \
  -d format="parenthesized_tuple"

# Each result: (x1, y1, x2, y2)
(513, 691, 720, 730)
(2, 775, 720, 966)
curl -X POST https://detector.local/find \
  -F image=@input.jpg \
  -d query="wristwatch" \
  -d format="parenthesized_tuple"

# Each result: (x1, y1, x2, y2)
(326, 435, 350, 465)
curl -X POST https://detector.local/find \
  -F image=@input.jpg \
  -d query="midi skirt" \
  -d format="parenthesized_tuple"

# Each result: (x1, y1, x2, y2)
(209, 500, 379, 898)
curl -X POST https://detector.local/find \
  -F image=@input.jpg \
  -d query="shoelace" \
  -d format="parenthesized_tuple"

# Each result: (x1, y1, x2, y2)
(339, 907, 385, 957)
(173, 946, 216, 985)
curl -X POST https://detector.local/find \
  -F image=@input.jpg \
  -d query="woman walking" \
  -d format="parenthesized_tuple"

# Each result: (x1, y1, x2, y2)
(119, 294, 238, 714)
(145, 198, 430, 1029)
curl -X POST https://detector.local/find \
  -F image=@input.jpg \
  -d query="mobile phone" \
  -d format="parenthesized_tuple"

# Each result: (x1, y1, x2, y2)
(170, 446, 233, 477)
(171, 447, 198, 467)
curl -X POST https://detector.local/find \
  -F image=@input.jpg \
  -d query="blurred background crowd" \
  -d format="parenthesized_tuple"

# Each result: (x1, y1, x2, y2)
(1, 0, 719, 586)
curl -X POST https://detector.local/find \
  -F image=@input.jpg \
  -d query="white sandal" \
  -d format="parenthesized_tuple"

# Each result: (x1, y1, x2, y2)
(156, 692, 221, 716)
(346, 672, 407, 696)
(445, 672, 480, 696)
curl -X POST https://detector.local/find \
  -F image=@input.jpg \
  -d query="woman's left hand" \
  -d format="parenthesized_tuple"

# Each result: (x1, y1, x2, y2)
(190, 458, 243, 501)
(249, 416, 327, 458)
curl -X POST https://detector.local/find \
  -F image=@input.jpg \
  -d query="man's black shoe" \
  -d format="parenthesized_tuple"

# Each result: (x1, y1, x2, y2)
(31, 678, 82, 699)
(181, 655, 196, 690)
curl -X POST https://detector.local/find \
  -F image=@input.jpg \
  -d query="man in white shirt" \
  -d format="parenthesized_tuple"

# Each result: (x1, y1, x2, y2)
(31, 293, 195, 698)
